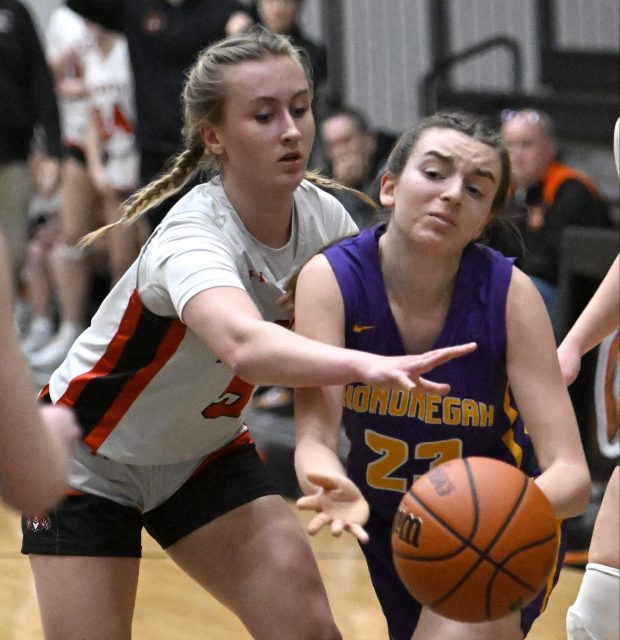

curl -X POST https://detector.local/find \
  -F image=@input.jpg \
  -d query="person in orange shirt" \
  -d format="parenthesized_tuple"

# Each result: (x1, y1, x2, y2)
(488, 109, 609, 326)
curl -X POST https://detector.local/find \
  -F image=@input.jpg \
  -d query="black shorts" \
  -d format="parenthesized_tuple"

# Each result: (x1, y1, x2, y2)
(21, 443, 277, 557)
(62, 143, 87, 166)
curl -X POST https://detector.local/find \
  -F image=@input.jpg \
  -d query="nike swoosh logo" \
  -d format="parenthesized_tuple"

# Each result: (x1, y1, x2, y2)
(352, 324, 376, 333)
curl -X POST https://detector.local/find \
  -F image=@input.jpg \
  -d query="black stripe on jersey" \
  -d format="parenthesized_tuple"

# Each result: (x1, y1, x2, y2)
(72, 305, 179, 438)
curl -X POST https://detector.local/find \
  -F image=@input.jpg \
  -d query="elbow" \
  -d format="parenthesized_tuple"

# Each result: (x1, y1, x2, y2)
(575, 466, 593, 515)
(564, 465, 592, 519)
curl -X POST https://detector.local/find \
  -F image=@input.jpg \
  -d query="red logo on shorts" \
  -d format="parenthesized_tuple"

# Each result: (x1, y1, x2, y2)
(26, 512, 52, 532)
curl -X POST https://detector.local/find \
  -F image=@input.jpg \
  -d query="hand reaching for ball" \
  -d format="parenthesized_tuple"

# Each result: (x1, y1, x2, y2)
(297, 472, 370, 543)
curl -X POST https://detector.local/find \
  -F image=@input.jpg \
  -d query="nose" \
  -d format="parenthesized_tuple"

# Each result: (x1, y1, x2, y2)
(281, 112, 302, 144)
(440, 176, 463, 204)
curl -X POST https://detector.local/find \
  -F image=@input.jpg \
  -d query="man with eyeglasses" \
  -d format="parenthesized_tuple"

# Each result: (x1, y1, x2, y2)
(488, 109, 609, 327)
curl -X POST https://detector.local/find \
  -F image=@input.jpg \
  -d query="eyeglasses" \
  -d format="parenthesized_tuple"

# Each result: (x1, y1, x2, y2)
(500, 109, 542, 125)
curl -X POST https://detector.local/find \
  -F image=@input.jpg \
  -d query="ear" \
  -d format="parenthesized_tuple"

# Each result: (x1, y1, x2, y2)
(379, 172, 395, 208)
(201, 124, 224, 156)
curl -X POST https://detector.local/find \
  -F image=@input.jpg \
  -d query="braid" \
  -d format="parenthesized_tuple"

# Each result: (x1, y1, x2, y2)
(304, 169, 378, 209)
(80, 140, 205, 247)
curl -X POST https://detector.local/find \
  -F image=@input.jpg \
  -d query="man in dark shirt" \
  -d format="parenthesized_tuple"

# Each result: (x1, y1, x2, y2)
(0, 0, 61, 282)
(66, 0, 252, 228)
(489, 109, 608, 325)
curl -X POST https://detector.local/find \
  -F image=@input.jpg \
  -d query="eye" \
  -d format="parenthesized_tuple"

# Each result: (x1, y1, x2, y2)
(424, 168, 443, 180)
(255, 112, 274, 123)
(466, 184, 484, 198)
(292, 105, 309, 118)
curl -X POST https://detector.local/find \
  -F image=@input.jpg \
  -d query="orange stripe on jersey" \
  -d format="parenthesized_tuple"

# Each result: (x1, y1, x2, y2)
(83, 318, 186, 453)
(58, 289, 146, 408)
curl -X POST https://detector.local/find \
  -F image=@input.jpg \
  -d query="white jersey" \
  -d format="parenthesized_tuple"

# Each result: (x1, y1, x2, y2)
(45, 6, 92, 149)
(83, 37, 139, 191)
(46, 178, 357, 465)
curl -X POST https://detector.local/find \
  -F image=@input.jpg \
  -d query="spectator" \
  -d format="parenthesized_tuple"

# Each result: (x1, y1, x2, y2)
(82, 22, 144, 282)
(27, 5, 99, 373)
(251, 0, 326, 87)
(67, 0, 253, 230)
(0, 0, 62, 289)
(319, 105, 395, 228)
(488, 108, 609, 326)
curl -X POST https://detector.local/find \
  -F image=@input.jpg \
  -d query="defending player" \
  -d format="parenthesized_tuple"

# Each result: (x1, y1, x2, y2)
(21, 29, 473, 640)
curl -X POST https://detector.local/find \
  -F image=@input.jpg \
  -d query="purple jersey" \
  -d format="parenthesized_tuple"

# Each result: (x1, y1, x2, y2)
(323, 224, 561, 639)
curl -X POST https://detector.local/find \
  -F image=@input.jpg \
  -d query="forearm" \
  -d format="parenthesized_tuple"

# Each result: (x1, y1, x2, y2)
(295, 439, 346, 496)
(228, 320, 366, 387)
(535, 459, 591, 520)
(560, 255, 620, 358)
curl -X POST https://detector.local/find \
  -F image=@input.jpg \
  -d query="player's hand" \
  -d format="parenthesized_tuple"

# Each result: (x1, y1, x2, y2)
(39, 404, 80, 460)
(297, 472, 370, 543)
(363, 342, 477, 393)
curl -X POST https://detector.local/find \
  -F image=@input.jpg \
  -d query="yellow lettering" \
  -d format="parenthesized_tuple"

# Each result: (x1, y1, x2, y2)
(442, 396, 461, 425)
(480, 402, 494, 427)
(388, 390, 408, 416)
(343, 385, 354, 409)
(407, 391, 425, 418)
(369, 387, 390, 415)
(424, 395, 442, 424)
(462, 399, 480, 426)
(352, 386, 370, 412)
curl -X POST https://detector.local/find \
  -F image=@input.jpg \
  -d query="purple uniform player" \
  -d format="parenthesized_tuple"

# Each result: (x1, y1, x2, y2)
(294, 112, 590, 640)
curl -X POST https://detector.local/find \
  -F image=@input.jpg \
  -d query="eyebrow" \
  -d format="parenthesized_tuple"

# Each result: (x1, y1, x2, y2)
(424, 149, 497, 183)
(249, 89, 310, 104)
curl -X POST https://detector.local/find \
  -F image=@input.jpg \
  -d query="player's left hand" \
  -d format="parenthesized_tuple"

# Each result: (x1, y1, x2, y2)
(297, 472, 370, 543)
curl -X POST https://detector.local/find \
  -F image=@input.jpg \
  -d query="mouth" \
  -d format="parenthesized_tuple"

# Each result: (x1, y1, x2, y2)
(278, 152, 303, 163)
(428, 212, 457, 227)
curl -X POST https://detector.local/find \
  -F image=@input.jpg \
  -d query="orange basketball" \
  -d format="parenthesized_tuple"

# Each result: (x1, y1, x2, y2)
(391, 457, 559, 622)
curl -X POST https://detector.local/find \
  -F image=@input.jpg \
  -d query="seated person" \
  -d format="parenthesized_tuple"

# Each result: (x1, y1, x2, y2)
(487, 109, 609, 326)
(319, 105, 395, 229)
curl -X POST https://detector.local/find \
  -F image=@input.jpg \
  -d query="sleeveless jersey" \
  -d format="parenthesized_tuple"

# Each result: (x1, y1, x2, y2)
(45, 7, 92, 149)
(323, 224, 536, 521)
(83, 37, 138, 191)
(46, 178, 356, 465)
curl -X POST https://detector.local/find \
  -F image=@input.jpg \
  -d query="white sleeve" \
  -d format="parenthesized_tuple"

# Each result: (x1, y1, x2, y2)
(142, 215, 247, 320)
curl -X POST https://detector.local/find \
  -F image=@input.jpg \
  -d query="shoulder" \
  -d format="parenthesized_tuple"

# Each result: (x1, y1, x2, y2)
(295, 180, 357, 233)
(295, 179, 353, 218)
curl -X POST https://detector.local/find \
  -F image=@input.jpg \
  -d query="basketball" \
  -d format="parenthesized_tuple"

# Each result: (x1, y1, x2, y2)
(391, 456, 559, 622)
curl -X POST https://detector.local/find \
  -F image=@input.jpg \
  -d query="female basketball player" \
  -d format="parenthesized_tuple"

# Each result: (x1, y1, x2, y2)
(0, 231, 78, 513)
(21, 29, 473, 640)
(562, 117, 619, 640)
(293, 112, 591, 640)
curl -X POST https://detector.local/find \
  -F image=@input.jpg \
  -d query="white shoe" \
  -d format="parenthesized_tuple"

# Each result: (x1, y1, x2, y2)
(29, 322, 83, 372)
(21, 317, 54, 355)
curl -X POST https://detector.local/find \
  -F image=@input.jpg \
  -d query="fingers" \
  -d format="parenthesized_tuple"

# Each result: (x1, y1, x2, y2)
(347, 523, 369, 544)
(296, 494, 320, 512)
(307, 512, 331, 536)
(414, 377, 451, 395)
(414, 342, 477, 372)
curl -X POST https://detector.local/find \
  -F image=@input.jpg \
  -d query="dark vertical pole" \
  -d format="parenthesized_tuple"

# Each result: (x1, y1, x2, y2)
(322, 0, 345, 108)
(428, 0, 451, 88)
(422, 0, 451, 115)
(536, 0, 556, 85)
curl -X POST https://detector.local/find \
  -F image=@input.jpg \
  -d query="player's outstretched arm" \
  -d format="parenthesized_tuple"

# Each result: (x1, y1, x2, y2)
(558, 254, 619, 386)
(182, 255, 476, 391)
